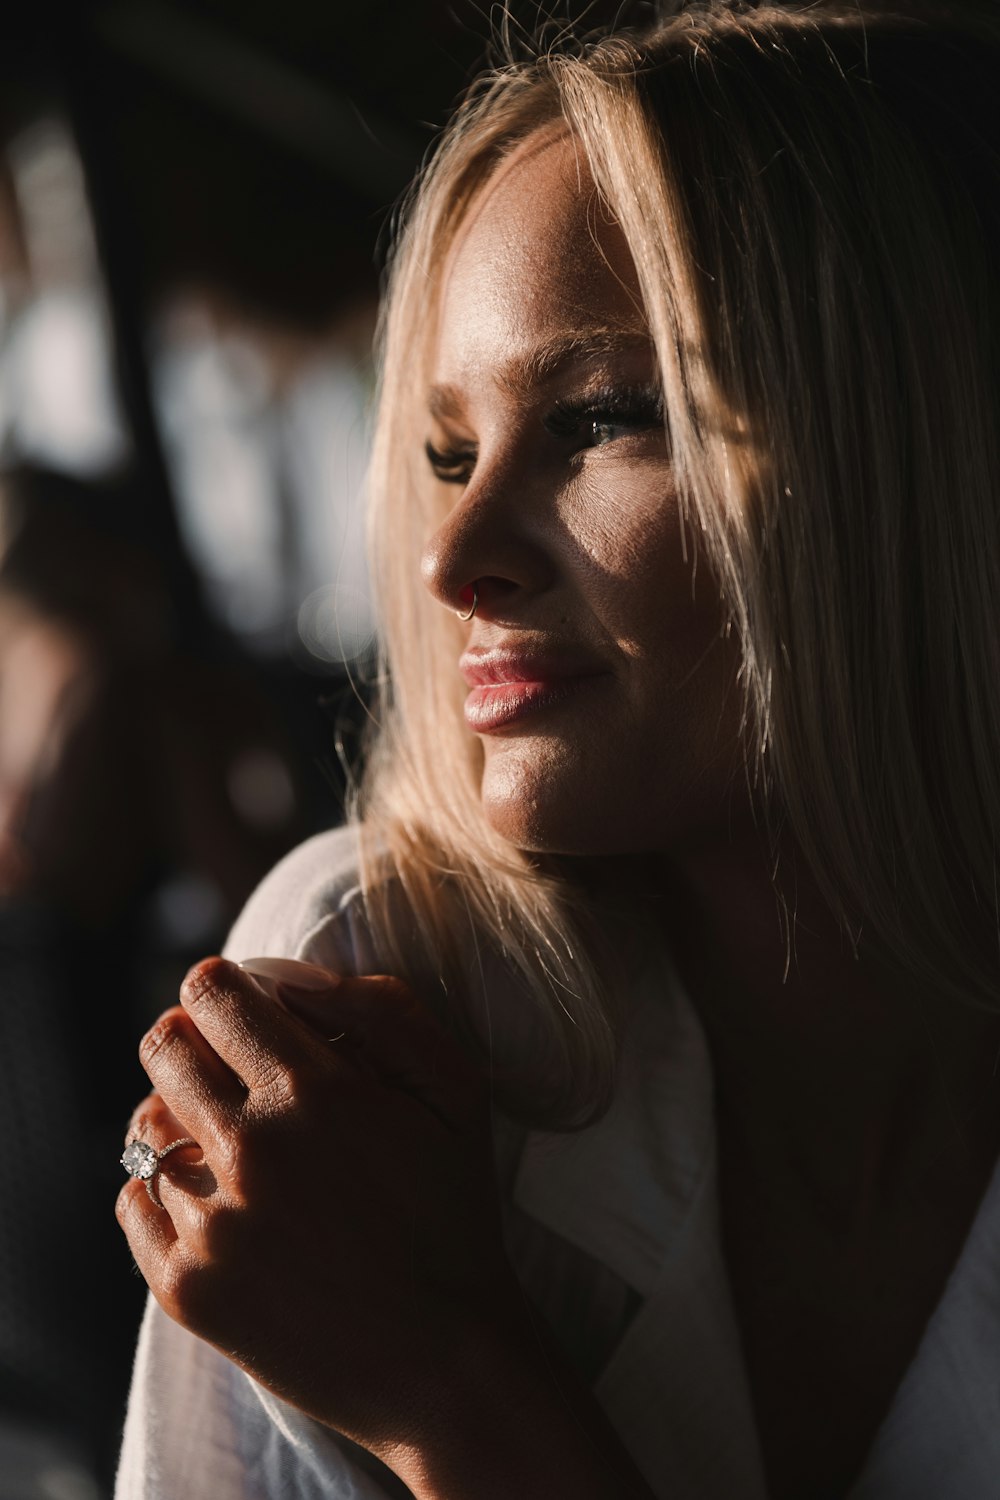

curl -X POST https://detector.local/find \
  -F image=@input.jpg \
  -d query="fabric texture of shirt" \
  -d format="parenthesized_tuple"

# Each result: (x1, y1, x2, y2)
(115, 824, 1000, 1498)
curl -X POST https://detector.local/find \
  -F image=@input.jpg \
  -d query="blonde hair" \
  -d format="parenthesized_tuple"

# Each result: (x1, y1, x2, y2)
(350, 1, 1000, 1128)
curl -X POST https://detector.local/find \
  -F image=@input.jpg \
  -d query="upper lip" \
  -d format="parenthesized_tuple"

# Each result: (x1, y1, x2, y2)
(459, 643, 608, 688)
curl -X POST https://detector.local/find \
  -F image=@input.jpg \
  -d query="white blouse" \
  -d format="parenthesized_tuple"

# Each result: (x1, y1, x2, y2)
(116, 825, 1000, 1498)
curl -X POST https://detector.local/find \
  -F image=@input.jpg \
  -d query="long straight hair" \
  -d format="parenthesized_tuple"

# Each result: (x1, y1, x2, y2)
(351, 2, 1000, 1128)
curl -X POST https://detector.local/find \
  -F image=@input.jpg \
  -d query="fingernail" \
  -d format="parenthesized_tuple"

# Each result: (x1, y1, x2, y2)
(237, 957, 340, 994)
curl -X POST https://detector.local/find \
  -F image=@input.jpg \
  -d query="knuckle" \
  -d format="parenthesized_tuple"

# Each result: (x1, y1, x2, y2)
(158, 1253, 208, 1328)
(115, 1178, 157, 1241)
(201, 1202, 243, 1263)
(225, 1126, 270, 1201)
(218, 1111, 279, 1198)
(224, 1105, 301, 1200)
(139, 1008, 186, 1066)
(180, 956, 233, 1012)
(217, 1121, 254, 1191)
(124, 1108, 150, 1146)
(257, 1057, 304, 1109)
(124, 1092, 167, 1146)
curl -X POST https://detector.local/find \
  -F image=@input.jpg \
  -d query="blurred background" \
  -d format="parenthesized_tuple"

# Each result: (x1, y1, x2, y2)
(0, 1, 635, 1495)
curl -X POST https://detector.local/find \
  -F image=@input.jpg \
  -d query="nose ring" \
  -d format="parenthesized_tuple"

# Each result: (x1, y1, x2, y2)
(456, 582, 478, 621)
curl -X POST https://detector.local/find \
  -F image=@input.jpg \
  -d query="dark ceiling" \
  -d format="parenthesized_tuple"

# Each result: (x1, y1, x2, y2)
(2, 0, 649, 325)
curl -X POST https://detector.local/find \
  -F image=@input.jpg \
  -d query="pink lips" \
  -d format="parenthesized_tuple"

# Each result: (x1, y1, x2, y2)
(459, 647, 608, 733)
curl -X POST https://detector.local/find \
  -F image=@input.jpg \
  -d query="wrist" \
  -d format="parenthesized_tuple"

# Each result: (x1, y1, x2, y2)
(382, 1293, 655, 1500)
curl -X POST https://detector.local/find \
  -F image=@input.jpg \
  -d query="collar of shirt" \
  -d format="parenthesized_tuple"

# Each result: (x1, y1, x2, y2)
(506, 951, 1000, 1500)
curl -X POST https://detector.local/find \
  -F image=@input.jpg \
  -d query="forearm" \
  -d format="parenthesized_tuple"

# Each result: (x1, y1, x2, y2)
(384, 1303, 659, 1500)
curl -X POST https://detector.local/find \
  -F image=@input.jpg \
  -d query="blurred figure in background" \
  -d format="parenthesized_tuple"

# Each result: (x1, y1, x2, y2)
(0, 1, 513, 1490)
(0, 465, 316, 1495)
(0, 83, 375, 1500)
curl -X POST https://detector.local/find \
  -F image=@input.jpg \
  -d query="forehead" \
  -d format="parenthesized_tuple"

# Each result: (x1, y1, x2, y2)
(432, 131, 647, 403)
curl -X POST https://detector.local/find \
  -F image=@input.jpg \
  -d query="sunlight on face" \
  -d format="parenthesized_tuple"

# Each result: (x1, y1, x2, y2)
(420, 130, 744, 856)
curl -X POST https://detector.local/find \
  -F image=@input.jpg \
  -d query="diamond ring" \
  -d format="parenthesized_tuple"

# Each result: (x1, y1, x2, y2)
(121, 1137, 198, 1207)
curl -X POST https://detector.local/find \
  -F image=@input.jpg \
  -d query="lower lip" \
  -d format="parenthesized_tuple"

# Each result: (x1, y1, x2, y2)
(463, 676, 606, 733)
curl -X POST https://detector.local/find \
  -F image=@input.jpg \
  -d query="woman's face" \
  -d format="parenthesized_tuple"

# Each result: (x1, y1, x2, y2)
(421, 129, 744, 856)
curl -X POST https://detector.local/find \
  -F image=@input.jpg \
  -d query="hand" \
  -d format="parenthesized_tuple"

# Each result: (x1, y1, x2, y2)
(116, 956, 524, 1469)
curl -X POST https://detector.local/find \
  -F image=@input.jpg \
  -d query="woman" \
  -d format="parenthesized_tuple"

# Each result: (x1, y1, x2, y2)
(115, 3, 1000, 1496)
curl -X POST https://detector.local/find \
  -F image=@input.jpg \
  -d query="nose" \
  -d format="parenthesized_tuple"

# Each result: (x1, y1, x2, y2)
(420, 458, 555, 619)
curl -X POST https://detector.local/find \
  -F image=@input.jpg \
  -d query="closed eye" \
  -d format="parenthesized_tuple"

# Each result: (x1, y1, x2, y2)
(425, 440, 477, 485)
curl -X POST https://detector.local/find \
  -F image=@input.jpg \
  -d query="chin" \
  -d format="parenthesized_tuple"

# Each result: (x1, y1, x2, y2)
(478, 734, 743, 859)
(480, 754, 648, 858)
(484, 805, 596, 856)
(480, 741, 595, 854)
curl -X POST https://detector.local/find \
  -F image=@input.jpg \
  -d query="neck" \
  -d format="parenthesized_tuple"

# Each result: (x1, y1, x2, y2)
(646, 828, 1000, 1221)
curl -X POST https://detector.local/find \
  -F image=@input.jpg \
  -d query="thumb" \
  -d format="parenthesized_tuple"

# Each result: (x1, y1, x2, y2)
(235, 955, 346, 1036)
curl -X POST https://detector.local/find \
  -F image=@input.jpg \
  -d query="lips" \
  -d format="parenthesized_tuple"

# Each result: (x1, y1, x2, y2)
(459, 645, 609, 732)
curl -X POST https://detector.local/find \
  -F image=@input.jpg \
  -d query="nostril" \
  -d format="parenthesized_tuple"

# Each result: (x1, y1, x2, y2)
(456, 582, 478, 621)
(456, 576, 523, 621)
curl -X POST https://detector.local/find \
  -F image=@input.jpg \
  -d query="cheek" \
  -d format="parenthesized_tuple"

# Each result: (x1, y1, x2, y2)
(476, 485, 744, 854)
(567, 480, 718, 688)
(477, 694, 740, 857)
(559, 461, 683, 596)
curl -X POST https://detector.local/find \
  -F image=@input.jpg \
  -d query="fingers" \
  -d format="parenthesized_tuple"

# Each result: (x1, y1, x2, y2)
(124, 1091, 206, 1199)
(144, 953, 485, 1146)
(139, 1004, 245, 1155)
(117, 1174, 178, 1260)
(271, 970, 490, 1133)
(121, 1091, 217, 1233)
(116, 1151, 179, 1262)
(116, 1172, 206, 1329)
(124, 1089, 189, 1157)
(177, 957, 344, 1097)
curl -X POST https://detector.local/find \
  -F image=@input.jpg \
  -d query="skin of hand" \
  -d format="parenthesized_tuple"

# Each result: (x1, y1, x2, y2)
(116, 955, 530, 1474)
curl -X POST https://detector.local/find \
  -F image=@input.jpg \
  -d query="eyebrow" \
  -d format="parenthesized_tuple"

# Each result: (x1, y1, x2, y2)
(428, 328, 654, 423)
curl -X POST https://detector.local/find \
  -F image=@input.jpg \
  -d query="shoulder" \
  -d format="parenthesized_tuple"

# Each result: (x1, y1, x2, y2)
(221, 823, 381, 977)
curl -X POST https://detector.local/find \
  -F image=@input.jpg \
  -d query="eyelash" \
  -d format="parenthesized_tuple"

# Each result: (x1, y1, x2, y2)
(425, 382, 665, 486)
(544, 383, 665, 443)
(425, 440, 478, 486)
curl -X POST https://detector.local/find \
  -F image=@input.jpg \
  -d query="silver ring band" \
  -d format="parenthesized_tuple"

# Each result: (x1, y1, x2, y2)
(456, 581, 478, 621)
(121, 1137, 198, 1207)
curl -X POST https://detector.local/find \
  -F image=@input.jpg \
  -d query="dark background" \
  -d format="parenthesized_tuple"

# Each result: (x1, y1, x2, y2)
(0, 2, 642, 1495)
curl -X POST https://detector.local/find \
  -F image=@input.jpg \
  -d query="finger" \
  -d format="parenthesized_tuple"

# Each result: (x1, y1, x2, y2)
(235, 957, 347, 1041)
(124, 1089, 188, 1154)
(237, 956, 468, 1073)
(178, 956, 345, 1094)
(122, 1092, 219, 1231)
(116, 1177, 206, 1331)
(236, 956, 380, 1081)
(116, 1173, 179, 1270)
(267, 969, 489, 1132)
(140, 1006, 245, 1157)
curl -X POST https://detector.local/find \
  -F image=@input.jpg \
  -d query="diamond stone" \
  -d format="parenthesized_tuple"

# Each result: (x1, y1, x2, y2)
(121, 1141, 158, 1181)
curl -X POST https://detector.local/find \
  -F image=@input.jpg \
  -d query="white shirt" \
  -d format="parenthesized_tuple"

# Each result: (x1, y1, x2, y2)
(116, 825, 1000, 1498)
